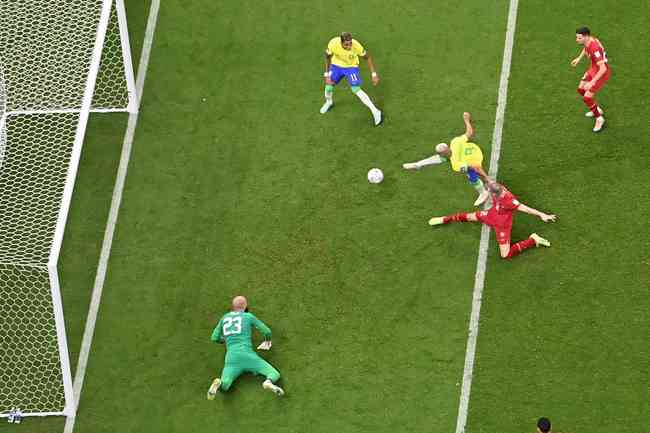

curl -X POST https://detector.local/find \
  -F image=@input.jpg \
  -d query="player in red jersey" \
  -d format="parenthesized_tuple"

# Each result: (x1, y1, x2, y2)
(428, 181, 556, 259)
(571, 26, 611, 132)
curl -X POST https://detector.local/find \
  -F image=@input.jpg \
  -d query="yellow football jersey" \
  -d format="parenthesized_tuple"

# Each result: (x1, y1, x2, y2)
(326, 37, 366, 67)
(449, 135, 483, 172)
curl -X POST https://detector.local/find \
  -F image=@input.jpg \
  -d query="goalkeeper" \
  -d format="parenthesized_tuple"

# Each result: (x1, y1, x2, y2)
(207, 295, 284, 398)
(402, 112, 490, 206)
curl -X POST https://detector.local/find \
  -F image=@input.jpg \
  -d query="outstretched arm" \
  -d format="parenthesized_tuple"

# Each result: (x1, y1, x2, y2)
(252, 316, 272, 341)
(462, 112, 474, 139)
(517, 203, 556, 222)
(324, 52, 333, 84)
(571, 48, 585, 67)
(362, 52, 380, 85)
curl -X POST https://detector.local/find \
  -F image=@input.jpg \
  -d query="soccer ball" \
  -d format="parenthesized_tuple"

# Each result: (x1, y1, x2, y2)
(367, 168, 384, 184)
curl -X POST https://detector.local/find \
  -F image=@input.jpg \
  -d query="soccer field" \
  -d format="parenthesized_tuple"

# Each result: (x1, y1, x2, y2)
(3, 1, 648, 432)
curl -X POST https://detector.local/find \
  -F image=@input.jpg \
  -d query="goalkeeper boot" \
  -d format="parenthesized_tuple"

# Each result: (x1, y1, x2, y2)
(207, 378, 221, 400)
(428, 216, 444, 226)
(592, 116, 605, 132)
(530, 233, 551, 248)
(474, 189, 490, 206)
(585, 106, 603, 118)
(262, 379, 285, 397)
(320, 101, 333, 114)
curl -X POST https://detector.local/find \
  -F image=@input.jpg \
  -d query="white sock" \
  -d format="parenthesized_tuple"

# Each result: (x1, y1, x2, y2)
(471, 179, 485, 193)
(324, 88, 333, 104)
(415, 155, 445, 168)
(355, 89, 379, 113)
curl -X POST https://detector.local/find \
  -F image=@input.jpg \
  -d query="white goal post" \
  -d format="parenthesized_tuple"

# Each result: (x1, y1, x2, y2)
(0, 0, 137, 419)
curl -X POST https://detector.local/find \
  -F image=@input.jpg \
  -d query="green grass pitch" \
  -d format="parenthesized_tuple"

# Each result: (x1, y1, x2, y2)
(3, 0, 647, 432)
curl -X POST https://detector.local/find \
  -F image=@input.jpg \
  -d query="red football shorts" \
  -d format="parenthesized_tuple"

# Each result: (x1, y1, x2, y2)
(476, 210, 512, 245)
(581, 67, 611, 93)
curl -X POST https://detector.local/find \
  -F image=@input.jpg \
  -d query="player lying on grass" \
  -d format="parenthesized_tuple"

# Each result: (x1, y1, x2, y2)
(207, 295, 284, 399)
(403, 112, 490, 206)
(571, 26, 611, 132)
(320, 32, 383, 126)
(429, 181, 557, 259)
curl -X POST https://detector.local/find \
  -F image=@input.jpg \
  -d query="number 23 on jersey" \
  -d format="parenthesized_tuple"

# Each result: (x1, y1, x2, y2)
(223, 316, 242, 336)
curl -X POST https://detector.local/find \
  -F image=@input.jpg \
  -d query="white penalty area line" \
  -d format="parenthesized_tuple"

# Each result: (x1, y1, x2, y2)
(455, 1, 519, 433)
(63, 1, 160, 432)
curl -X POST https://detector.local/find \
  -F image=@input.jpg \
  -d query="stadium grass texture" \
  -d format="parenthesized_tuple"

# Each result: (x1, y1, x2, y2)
(5, 1, 647, 432)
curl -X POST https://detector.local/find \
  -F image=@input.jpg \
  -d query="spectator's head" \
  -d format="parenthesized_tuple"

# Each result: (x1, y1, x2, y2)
(537, 417, 552, 433)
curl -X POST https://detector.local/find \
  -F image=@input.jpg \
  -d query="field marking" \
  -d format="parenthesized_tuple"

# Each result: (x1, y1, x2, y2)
(63, 1, 160, 432)
(454, 1, 519, 432)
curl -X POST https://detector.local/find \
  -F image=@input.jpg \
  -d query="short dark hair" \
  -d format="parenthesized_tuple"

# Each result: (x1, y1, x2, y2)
(340, 32, 353, 42)
(576, 26, 590, 36)
(537, 417, 552, 433)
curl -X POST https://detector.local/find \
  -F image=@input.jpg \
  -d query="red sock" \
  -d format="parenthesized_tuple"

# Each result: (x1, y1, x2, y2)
(506, 237, 536, 258)
(577, 87, 586, 96)
(443, 212, 469, 224)
(583, 96, 601, 118)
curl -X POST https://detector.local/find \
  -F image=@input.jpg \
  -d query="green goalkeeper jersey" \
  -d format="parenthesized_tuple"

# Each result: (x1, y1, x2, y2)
(211, 311, 272, 353)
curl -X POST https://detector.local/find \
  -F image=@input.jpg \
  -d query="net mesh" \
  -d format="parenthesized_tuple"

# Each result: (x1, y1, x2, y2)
(0, 1, 129, 112)
(0, 0, 133, 416)
(0, 265, 65, 414)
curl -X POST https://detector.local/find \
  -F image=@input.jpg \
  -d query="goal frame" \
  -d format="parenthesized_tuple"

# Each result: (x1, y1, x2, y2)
(0, 0, 137, 419)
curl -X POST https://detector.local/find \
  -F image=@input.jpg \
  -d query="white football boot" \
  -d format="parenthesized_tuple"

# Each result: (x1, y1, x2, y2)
(592, 116, 605, 132)
(585, 106, 604, 118)
(320, 101, 333, 114)
(474, 189, 490, 206)
(530, 233, 551, 247)
(372, 109, 383, 126)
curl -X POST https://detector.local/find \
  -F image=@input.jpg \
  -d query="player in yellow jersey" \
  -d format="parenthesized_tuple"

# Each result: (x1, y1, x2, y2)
(403, 112, 490, 206)
(320, 32, 383, 126)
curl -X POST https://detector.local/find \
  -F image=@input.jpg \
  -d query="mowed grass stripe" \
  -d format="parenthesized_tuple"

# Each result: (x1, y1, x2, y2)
(71, 1, 515, 433)
(466, 1, 650, 432)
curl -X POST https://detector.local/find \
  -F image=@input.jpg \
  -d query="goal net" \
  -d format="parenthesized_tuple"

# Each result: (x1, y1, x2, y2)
(0, 0, 136, 418)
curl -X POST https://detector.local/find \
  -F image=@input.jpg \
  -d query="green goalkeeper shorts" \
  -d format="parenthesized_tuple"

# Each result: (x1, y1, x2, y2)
(219, 350, 280, 391)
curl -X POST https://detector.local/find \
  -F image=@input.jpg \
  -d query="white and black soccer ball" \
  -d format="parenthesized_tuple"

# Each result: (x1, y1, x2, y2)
(367, 168, 384, 184)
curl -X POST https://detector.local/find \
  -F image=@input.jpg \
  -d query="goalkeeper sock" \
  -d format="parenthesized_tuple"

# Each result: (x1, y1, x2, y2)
(506, 238, 536, 258)
(443, 213, 470, 224)
(354, 89, 379, 114)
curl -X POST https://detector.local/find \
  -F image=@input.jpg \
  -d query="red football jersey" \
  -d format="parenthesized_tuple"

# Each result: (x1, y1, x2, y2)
(586, 38, 609, 70)
(492, 188, 520, 215)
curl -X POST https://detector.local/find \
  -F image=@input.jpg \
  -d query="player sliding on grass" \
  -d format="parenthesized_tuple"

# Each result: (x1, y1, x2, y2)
(403, 112, 490, 206)
(571, 26, 611, 132)
(429, 181, 557, 259)
(207, 295, 284, 399)
(320, 32, 383, 126)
